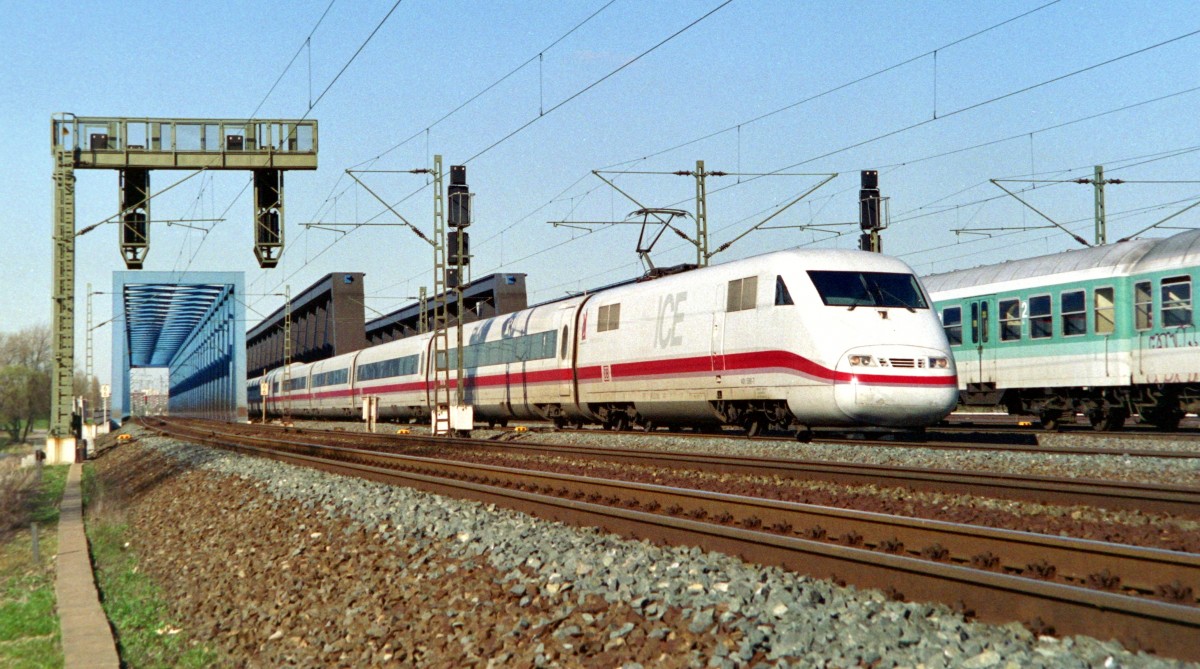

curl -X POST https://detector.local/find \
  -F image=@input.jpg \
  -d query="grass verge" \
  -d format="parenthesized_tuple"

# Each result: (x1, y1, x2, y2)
(0, 464, 68, 669)
(82, 464, 221, 668)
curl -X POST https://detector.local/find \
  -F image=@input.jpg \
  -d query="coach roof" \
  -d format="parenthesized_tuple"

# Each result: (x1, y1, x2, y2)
(922, 236, 1161, 295)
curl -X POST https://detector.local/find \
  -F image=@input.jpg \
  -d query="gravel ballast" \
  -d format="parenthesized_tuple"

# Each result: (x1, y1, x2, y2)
(94, 429, 1196, 668)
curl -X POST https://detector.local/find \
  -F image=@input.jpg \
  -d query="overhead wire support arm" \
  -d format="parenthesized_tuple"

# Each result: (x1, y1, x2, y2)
(1116, 196, 1200, 242)
(591, 171, 657, 218)
(707, 172, 837, 260)
(589, 166, 838, 266)
(990, 179, 1091, 247)
(75, 168, 209, 237)
(345, 169, 434, 245)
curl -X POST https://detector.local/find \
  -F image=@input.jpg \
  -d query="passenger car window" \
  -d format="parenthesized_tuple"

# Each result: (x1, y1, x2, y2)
(941, 306, 962, 345)
(1029, 295, 1052, 339)
(1161, 276, 1192, 327)
(1061, 290, 1085, 337)
(727, 276, 758, 312)
(1134, 281, 1152, 330)
(1094, 287, 1114, 335)
(597, 304, 621, 332)
(999, 299, 1021, 341)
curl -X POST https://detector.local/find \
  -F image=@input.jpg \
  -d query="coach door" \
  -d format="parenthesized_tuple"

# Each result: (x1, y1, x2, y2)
(711, 285, 725, 375)
(557, 306, 574, 398)
(967, 296, 997, 385)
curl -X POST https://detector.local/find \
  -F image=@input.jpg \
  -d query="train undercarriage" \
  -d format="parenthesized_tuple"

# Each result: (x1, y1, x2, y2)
(539, 399, 815, 441)
(964, 381, 1200, 431)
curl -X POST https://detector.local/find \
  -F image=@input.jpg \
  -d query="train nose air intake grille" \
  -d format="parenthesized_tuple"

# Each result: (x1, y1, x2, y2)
(882, 357, 918, 368)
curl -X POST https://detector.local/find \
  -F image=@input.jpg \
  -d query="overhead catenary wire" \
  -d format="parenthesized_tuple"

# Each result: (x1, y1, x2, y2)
(304, 1, 1081, 307)
(596, 0, 1065, 171)
(393, 12, 1200, 302)
(541, 28, 1200, 276)
(188, 0, 408, 288)
(262, 7, 1197, 317)
(248, 0, 338, 119)
(462, 0, 734, 165)
(312, 1, 736, 304)
(266, 0, 629, 306)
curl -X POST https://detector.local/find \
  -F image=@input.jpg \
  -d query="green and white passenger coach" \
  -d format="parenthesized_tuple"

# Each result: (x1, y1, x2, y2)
(923, 229, 1199, 430)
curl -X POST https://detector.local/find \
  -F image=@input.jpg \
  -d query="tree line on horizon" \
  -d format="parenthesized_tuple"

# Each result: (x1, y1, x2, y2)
(0, 324, 94, 446)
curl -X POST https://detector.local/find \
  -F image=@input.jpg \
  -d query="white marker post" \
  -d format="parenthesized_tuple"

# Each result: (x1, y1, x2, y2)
(363, 396, 379, 433)
(100, 384, 110, 432)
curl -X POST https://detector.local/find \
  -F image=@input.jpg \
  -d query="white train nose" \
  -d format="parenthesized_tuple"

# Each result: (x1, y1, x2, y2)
(832, 346, 959, 427)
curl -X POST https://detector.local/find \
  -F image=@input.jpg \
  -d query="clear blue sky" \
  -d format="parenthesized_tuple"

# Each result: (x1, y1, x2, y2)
(2, 1, 1197, 385)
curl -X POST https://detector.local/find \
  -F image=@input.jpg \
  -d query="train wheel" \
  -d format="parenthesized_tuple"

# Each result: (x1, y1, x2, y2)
(1087, 408, 1106, 431)
(795, 428, 813, 443)
(745, 417, 766, 438)
(613, 414, 630, 432)
(1039, 410, 1062, 431)
(1102, 409, 1128, 431)
(553, 417, 566, 430)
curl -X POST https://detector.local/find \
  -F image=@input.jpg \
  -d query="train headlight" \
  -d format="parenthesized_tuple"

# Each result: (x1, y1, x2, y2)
(928, 356, 949, 369)
(849, 354, 875, 367)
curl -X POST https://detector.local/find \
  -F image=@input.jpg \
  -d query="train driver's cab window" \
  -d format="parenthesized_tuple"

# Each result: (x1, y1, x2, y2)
(774, 276, 794, 306)
(806, 271, 928, 309)
(727, 276, 758, 312)
(1061, 290, 1086, 337)
(597, 303, 621, 332)
(941, 306, 962, 345)
(999, 298, 1021, 341)
(1134, 281, 1153, 330)
(1161, 276, 1193, 327)
(1094, 287, 1115, 335)
(1029, 295, 1052, 339)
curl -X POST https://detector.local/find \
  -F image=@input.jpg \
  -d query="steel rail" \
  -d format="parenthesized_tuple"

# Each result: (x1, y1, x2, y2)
(140, 418, 1200, 660)
(556, 425, 1200, 459)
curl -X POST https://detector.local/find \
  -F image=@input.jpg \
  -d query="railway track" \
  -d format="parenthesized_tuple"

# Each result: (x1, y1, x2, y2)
(556, 425, 1200, 461)
(939, 415, 1200, 440)
(252, 421, 1200, 516)
(138, 417, 1200, 660)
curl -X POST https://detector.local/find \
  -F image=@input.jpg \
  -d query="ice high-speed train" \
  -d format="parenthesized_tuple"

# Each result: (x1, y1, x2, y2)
(250, 248, 959, 439)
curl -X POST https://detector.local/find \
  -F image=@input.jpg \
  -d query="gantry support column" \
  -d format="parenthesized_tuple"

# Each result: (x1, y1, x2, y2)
(49, 149, 77, 459)
(50, 114, 317, 445)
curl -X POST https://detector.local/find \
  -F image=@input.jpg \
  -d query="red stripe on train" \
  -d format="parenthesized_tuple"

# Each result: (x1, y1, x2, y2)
(264, 349, 955, 401)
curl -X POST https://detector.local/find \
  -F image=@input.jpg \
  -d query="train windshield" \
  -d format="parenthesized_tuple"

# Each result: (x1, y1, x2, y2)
(806, 270, 928, 309)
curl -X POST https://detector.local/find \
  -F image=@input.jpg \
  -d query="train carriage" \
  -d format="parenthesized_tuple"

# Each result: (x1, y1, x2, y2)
(307, 357, 356, 417)
(924, 229, 1200, 430)
(263, 363, 309, 417)
(453, 298, 584, 426)
(352, 335, 428, 421)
